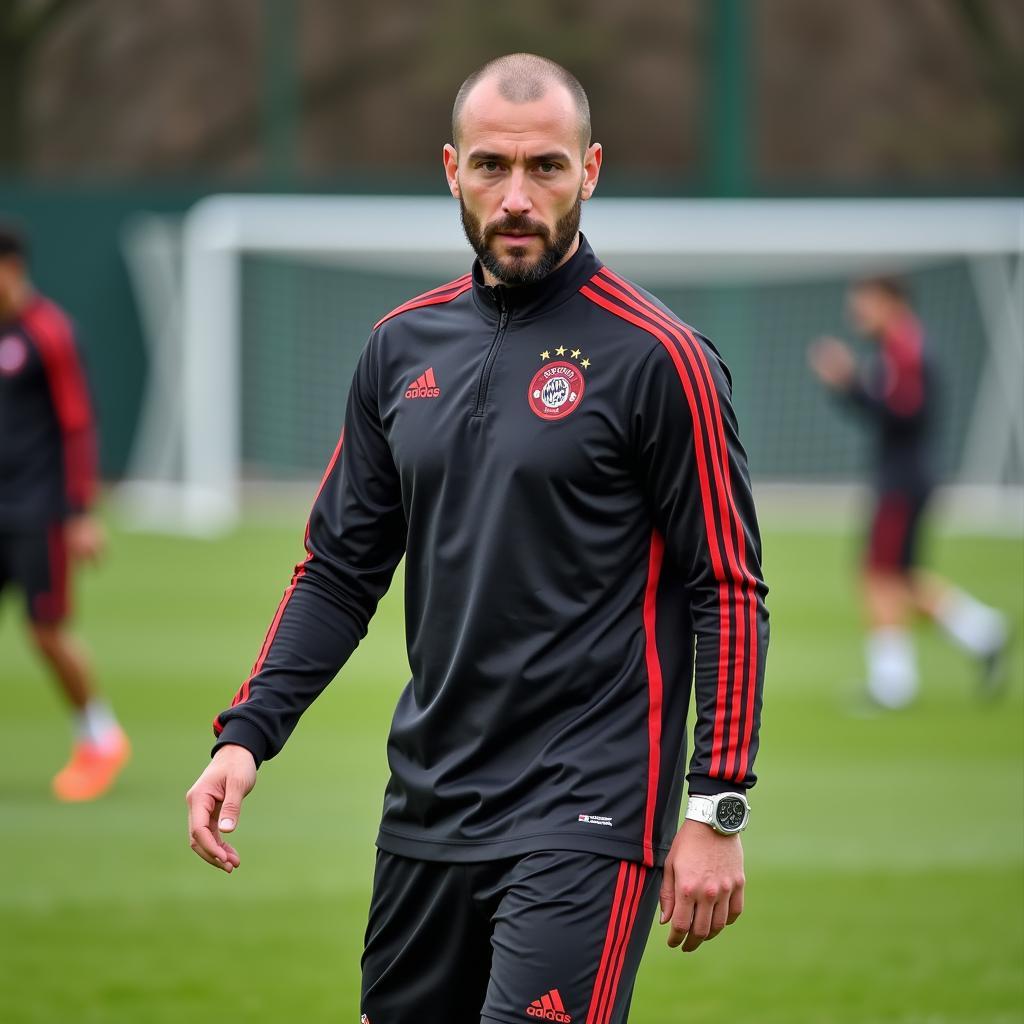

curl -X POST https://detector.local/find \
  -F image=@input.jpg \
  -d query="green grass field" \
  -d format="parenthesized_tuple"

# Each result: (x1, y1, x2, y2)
(1, 515, 1022, 1023)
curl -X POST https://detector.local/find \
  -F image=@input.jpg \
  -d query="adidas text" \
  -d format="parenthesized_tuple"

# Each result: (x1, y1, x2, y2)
(526, 1010, 571, 1022)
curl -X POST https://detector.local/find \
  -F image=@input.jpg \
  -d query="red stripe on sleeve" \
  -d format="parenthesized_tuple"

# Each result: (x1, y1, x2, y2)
(216, 428, 346, 732)
(882, 313, 924, 416)
(23, 299, 98, 510)
(641, 531, 665, 867)
(594, 269, 761, 782)
(580, 282, 740, 779)
(602, 268, 757, 778)
(373, 275, 472, 329)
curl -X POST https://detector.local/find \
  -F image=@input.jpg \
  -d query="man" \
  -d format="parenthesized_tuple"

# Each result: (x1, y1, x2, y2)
(809, 276, 1008, 709)
(187, 54, 769, 1024)
(0, 223, 129, 800)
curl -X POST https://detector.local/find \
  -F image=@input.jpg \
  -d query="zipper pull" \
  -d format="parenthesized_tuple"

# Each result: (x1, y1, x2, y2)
(493, 285, 509, 325)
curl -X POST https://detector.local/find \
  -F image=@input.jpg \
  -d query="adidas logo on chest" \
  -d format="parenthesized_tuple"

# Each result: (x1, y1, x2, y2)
(405, 367, 441, 399)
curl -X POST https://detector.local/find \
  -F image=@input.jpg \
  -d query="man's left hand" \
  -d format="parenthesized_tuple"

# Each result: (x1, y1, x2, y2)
(659, 817, 745, 953)
(66, 514, 106, 564)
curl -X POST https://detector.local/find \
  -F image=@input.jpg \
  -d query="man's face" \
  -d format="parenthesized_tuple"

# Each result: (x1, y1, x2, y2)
(847, 286, 891, 339)
(0, 257, 24, 319)
(443, 78, 601, 286)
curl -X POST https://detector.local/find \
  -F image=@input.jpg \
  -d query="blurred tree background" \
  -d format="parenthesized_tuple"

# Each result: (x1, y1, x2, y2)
(1, 0, 1021, 190)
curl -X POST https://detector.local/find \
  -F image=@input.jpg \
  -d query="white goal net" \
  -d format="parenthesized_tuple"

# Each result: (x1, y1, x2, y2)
(120, 196, 1023, 534)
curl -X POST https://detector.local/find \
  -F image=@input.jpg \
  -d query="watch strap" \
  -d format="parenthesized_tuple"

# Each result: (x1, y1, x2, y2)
(685, 795, 716, 826)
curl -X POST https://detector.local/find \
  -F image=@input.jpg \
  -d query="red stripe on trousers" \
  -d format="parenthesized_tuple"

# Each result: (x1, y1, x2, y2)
(580, 282, 739, 779)
(594, 864, 647, 1024)
(35, 522, 69, 622)
(868, 494, 910, 571)
(642, 532, 665, 867)
(585, 862, 630, 1024)
(215, 429, 346, 732)
(595, 269, 760, 781)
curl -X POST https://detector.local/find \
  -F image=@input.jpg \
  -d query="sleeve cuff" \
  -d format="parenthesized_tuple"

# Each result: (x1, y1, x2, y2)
(687, 773, 748, 797)
(212, 718, 269, 767)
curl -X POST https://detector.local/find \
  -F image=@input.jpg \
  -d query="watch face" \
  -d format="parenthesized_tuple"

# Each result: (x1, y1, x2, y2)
(715, 796, 747, 832)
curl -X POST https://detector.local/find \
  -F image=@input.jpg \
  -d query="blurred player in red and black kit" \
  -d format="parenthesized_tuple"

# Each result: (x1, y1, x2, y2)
(0, 224, 129, 799)
(809, 276, 1009, 709)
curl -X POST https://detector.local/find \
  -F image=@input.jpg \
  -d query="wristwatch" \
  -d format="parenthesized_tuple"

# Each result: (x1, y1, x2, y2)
(685, 793, 750, 835)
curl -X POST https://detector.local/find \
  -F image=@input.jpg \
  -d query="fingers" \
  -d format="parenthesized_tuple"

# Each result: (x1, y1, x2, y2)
(681, 886, 716, 952)
(666, 883, 696, 949)
(658, 863, 675, 926)
(186, 784, 237, 873)
(727, 882, 744, 926)
(219, 839, 241, 868)
(706, 895, 730, 943)
(208, 819, 241, 870)
(706, 875, 745, 941)
(666, 876, 745, 952)
(218, 778, 247, 833)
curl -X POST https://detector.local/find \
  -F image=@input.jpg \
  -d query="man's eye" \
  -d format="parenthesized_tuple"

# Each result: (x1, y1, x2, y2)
(538, 163, 558, 173)
(480, 161, 501, 172)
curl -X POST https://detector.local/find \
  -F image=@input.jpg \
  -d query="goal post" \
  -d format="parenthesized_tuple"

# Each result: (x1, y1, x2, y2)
(119, 196, 1023, 535)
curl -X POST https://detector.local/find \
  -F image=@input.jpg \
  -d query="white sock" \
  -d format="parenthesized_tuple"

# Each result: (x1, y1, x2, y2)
(75, 700, 121, 749)
(866, 627, 918, 709)
(935, 590, 1006, 657)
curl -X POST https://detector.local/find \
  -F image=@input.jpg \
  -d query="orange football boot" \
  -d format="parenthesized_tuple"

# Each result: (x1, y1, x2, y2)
(52, 727, 131, 802)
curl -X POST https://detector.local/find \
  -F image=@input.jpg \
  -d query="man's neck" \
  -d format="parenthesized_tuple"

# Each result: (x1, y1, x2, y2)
(480, 232, 581, 289)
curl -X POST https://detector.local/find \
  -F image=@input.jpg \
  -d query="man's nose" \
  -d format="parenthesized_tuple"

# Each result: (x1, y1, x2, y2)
(501, 170, 533, 217)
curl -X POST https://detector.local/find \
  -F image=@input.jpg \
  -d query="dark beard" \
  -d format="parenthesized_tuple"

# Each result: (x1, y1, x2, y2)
(459, 193, 582, 286)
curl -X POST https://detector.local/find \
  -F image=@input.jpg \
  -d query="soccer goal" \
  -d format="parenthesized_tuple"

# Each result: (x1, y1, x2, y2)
(119, 196, 1023, 535)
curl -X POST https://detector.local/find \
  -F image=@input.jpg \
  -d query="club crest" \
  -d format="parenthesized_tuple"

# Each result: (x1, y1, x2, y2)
(528, 359, 586, 421)
(0, 334, 28, 376)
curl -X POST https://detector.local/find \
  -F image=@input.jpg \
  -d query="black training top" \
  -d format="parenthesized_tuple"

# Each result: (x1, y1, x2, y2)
(0, 294, 97, 528)
(839, 311, 937, 494)
(213, 237, 769, 868)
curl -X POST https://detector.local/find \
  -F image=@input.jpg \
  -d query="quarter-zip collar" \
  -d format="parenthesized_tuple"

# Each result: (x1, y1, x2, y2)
(471, 233, 603, 323)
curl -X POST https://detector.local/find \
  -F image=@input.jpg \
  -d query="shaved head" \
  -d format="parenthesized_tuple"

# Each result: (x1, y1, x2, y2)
(452, 53, 591, 152)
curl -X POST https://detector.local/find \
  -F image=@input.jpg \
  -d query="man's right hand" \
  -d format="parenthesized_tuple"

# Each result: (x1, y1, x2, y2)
(186, 744, 257, 873)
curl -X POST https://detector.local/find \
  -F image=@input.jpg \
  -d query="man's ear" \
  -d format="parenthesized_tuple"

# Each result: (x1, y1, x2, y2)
(580, 142, 603, 202)
(443, 143, 461, 199)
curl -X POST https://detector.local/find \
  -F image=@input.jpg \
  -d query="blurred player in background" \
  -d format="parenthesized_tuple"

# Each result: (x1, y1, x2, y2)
(0, 223, 129, 799)
(809, 276, 1009, 709)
